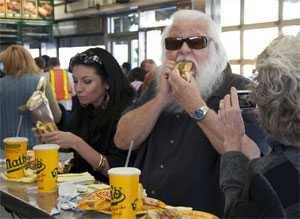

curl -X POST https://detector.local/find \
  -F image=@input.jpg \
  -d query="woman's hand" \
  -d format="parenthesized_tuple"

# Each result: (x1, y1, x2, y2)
(37, 131, 83, 150)
(218, 87, 245, 153)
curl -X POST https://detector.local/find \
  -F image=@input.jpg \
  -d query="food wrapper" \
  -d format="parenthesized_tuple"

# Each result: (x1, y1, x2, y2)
(78, 185, 166, 214)
(23, 77, 57, 133)
(175, 61, 193, 82)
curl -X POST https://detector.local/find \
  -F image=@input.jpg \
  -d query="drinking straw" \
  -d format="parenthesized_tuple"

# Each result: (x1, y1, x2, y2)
(16, 115, 23, 137)
(124, 140, 134, 167)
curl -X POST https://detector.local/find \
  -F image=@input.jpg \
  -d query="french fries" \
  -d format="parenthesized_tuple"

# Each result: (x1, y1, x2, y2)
(35, 121, 57, 134)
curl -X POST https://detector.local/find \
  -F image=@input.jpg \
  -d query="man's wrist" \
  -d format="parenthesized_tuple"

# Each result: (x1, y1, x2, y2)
(189, 105, 209, 122)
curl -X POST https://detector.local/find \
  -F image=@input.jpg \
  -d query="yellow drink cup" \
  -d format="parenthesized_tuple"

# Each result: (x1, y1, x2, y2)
(4, 137, 28, 179)
(33, 144, 59, 192)
(108, 167, 141, 219)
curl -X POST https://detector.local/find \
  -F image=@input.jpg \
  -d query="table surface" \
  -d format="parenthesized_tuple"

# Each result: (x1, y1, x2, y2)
(0, 173, 110, 219)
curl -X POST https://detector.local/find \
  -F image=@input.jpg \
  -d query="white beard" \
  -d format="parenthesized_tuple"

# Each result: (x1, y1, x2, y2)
(163, 51, 224, 114)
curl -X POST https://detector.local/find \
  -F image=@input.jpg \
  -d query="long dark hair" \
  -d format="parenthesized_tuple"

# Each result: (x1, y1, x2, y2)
(69, 48, 135, 142)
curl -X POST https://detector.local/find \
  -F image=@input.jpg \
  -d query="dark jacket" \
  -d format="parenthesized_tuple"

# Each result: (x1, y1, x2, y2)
(129, 65, 267, 216)
(220, 141, 300, 218)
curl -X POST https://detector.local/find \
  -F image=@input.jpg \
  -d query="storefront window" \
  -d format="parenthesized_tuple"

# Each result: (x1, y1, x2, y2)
(109, 13, 138, 33)
(140, 7, 175, 28)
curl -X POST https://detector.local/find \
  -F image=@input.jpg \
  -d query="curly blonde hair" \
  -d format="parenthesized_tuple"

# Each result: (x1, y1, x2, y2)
(0, 44, 40, 76)
(253, 35, 300, 147)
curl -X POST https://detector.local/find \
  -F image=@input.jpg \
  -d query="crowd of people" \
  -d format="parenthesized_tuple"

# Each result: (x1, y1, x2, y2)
(0, 9, 299, 218)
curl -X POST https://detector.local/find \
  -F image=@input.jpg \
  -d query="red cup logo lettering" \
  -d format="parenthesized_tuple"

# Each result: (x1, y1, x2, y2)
(6, 155, 27, 173)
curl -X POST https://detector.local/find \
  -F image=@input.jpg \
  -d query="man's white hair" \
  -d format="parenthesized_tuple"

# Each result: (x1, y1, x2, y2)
(159, 10, 228, 109)
(161, 9, 228, 70)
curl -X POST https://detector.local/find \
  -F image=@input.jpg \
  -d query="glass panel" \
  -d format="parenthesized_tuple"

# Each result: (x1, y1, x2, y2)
(112, 17, 121, 33)
(41, 43, 57, 57)
(59, 45, 105, 69)
(112, 41, 128, 66)
(140, 7, 175, 28)
(139, 31, 146, 65)
(221, 0, 240, 26)
(243, 64, 256, 79)
(146, 30, 162, 66)
(110, 13, 138, 33)
(244, 28, 278, 59)
(230, 64, 241, 74)
(221, 31, 240, 60)
(131, 39, 139, 68)
(28, 49, 40, 58)
(283, 0, 300, 20)
(123, 13, 138, 32)
(282, 25, 300, 36)
(244, 0, 278, 24)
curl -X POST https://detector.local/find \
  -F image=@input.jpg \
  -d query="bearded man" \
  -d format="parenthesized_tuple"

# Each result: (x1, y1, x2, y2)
(114, 10, 266, 217)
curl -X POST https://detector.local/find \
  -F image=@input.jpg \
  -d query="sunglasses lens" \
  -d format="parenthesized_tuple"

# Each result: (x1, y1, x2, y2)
(165, 38, 183, 50)
(188, 37, 208, 49)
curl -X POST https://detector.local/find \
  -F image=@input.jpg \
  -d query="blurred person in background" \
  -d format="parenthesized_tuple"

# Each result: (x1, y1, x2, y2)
(0, 45, 61, 153)
(37, 48, 135, 181)
(114, 10, 266, 216)
(34, 56, 45, 70)
(48, 57, 75, 111)
(218, 35, 300, 218)
(122, 62, 131, 77)
(41, 54, 50, 73)
(140, 59, 157, 92)
(128, 67, 147, 94)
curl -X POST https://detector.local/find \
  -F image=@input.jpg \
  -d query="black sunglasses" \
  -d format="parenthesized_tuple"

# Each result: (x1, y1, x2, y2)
(165, 36, 209, 50)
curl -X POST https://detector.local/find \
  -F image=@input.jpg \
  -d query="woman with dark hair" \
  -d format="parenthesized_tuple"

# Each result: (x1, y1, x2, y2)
(38, 47, 135, 181)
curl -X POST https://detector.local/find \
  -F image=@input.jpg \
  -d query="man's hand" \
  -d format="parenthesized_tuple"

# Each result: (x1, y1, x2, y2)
(218, 87, 245, 152)
(168, 68, 205, 113)
(156, 60, 176, 109)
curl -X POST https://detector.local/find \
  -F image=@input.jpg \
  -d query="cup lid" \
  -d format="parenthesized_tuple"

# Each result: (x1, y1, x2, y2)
(3, 137, 28, 142)
(33, 144, 59, 150)
(108, 167, 141, 176)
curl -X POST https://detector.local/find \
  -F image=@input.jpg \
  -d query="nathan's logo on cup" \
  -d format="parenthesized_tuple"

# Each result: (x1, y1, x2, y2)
(111, 185, 126, 206)
(3, 137, 28, 179)
(51, 167, 59, 178)
(35, 159, 46, 174)
(6, 154, 27, 173)
(33, 144, 59, 193)
(108, 167, 141, 219)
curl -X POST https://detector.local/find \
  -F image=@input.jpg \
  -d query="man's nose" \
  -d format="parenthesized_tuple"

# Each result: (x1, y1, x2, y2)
(179, 42, 191, 54)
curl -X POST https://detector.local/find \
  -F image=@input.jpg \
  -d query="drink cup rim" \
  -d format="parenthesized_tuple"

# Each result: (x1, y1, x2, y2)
(108, 167, 141, 176)
(3, 137, 28, 143)
(33, 144, 60, 151)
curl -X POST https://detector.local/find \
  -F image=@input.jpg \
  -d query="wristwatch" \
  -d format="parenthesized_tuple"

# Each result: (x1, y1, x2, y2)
(190, 106, 209, 122)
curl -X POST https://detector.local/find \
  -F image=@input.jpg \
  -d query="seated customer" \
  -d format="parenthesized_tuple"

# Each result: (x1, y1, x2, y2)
(37, 48, 135, 181)
(218, 35, 300, 218)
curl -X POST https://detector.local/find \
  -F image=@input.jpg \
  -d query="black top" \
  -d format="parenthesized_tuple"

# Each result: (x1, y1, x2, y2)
(58, 100, 129, 182)
(132, 68, 267, 217)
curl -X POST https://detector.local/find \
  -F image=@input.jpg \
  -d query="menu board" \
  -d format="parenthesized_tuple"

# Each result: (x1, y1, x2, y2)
(0, 0, 53, 20)
(37, 0, 53, 19)
(6, 0, 22, 18)
(23, 0, 38, 19)
(0, 0, 5, 17)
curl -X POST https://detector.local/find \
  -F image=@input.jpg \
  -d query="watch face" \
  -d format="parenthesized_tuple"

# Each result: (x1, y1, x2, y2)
(191, 106, 208, 121)
(194, 109, 204, 119)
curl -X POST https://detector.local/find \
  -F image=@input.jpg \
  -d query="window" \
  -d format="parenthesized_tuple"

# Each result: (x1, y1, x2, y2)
(140, 7, 176, 28)
(221, 0, 300, 77)
(109, 13, 138, 34)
